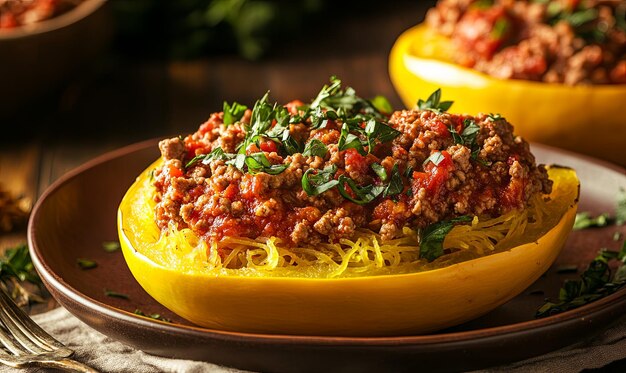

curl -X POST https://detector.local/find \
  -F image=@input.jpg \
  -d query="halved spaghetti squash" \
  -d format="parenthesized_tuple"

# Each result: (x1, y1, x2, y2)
(117, 80, 579, 336)
(389, 24, 626, 166)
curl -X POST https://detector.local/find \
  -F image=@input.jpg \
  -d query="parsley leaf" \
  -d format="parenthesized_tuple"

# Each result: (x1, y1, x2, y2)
(448, 119, 484, 164)
(491, 18, 509, 39)
(0, 244, 40, 284)
(238, 92, 278, 153)
(536, 247, 626, 318)
(371, 163, 387, 181)
(573, 212, 611, 230)
(382, 164, 403, 198)
(134, 309, 172, 323)
(417, 89, 453, 113)
(280, 130, 303, 155)
(77, 259, 97, 270)
(487, 113, 503, 121)
(461, 119, 480, 145)
(307, 76, 390, 130)
(185, 147, 230, 168)
(337, 175, 385, 205)
(243, 153, 289, 175)
(223, 101, 247, 126)
(226, 153, 246, 170)
(420, 216, 473, 261)
(102, 241, 121, 252)
(337, 122, 366, 155)
(104, 289, 129, 300)
(364, 118, 401, 151)
(370, 95, 393, 115)
(423, 151, 445, 167)
(302, 165, 339, 196)
(302, 139, 328, 158)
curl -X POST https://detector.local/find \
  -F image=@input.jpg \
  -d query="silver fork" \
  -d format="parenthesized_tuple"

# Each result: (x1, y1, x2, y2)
(0, 286, 98, 372)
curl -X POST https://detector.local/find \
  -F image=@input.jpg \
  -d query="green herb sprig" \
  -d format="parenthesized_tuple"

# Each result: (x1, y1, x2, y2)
(77, 259, 97, 270)
(419, 216, 473, 261)
(134, 309, 172, 323)
(186, 146, 289, 175)
(573, 212, 610, 230)
(336, 176, 385, 205)
(104, 289, 130, 300)
(0, 244, 40, 284)
(223, 101, 247, 126)
(573, 189, 626, 230)
(417, 88, 453, 113)
(537, 189, 626, 317)
(536, 244, 626, 318)
(302, 139, 328, 158)
(301, 165, 339, 196)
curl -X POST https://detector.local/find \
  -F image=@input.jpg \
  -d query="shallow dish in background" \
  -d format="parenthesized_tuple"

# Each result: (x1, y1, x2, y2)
(28, 140, 626, 372)
(0, 0, 111, 118)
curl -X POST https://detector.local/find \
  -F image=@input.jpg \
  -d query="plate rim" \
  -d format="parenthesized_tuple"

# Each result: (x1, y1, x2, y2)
(27, 139, 626, 347)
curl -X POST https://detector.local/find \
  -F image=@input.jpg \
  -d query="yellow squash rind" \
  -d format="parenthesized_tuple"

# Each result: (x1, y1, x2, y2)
(389, 25, 626, 166)
(118, 165, 578, 336)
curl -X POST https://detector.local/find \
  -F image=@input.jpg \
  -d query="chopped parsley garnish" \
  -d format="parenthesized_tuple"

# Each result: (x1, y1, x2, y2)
(0, 244, 43, 305)
(364, 118, 401, 151)
(370, 95, 393, 115)
(0, 244, 40, 284)
(301, 165, 339, 196)
(185, 147, 229, 168)
(542, 2, 615, 42)
(419, 216, 473, 262)
(448, 118, 485, 165)
(486, 113, 503, 121)
(223, 101, 247, 126)
(382, 164, 403, 198)
(239, 92, 277, 153)
(303, 162, 404, 203)
(491, 18, 510, 39)
(134, 309, 172, 323)
(77, 259, 97, 270)
(371, 163, 387, 181)
(104, 290, 130, 300)
(102, 241, 121, 253)
(573, 212, 610, 230)
(337, 176, 385, 205)
(423, 151, 445, 167)
(184, 77, 402, 203)
(537, 191, 626, 317)
(280, 131, 303, 155)
(308, 76, 389, 124)
(417, 88, 453, 113)
(186, 146, 289, 175)
(337, 122, 366, 155)
(243, 153, 289, 175)
(302, 139, 328, 158)
(536, 245, 626, 318)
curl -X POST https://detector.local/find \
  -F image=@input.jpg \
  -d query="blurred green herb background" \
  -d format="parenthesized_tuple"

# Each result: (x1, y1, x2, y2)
(113, 0, 328, 60)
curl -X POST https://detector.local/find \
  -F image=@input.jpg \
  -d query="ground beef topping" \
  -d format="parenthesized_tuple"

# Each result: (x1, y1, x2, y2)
(153, 79, 552, 247)
(0, 0, 83, 29)
(426, 0, 626, 85)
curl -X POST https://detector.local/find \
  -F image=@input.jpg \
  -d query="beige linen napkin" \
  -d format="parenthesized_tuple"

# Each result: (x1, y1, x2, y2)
(1, 307, 625, 372)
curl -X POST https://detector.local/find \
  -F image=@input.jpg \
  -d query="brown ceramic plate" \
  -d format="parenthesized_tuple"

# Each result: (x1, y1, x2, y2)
(28, 140, 626, 372)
